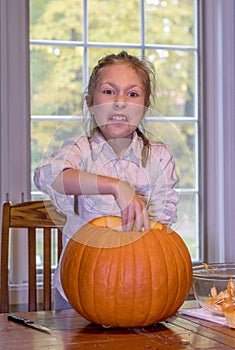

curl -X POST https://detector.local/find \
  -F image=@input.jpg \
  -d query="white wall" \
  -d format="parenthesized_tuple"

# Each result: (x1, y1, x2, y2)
(0, 0, 31, 204)
(201, 0, 235, 262)
(0, 0, 30, 284)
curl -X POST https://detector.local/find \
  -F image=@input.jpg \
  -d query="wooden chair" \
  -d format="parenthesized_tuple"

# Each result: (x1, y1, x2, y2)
(0, 200, 66, 313)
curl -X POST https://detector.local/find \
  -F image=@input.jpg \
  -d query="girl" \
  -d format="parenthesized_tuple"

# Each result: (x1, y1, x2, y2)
(34, 51, 179, 309)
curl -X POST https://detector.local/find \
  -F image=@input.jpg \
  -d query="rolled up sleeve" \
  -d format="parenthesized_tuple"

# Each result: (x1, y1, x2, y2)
(33, 139, 83, 215)
(147, 145, 179, 226)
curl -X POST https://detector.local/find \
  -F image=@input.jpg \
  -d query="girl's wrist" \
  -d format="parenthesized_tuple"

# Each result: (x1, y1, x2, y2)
(109, 178, 121, 200)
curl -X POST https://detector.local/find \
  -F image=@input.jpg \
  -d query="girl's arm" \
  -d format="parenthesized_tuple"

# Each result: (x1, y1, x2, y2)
(52, 168, 150, 232)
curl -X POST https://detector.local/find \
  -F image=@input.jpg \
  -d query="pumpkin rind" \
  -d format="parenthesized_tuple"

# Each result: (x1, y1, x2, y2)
(61, 216, 192, 327)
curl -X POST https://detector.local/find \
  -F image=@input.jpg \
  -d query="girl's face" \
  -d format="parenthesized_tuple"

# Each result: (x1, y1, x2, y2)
(88, 64, 147, 141)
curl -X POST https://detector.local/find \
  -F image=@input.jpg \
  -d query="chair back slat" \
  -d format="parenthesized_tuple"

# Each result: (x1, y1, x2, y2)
(0, 202, 10, 313)
(0, 200, 66, 313)
(43, 227, 52, 311)
(58, 230, 63, 261)
(28, 227, 37, 311)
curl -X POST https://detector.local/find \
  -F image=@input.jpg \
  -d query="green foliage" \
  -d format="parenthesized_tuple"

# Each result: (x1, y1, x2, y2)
(145, 0, 195, 46)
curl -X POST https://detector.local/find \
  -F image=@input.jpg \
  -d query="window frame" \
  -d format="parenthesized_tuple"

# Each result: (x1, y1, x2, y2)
(1, 0, 235, 287)
(200, 0, 235, 262)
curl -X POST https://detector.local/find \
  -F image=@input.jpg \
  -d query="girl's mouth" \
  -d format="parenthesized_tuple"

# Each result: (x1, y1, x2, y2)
(109, 115, 128, 121)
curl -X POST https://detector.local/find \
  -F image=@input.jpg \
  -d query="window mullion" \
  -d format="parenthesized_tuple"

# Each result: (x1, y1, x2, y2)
(83, 0, 88, 90)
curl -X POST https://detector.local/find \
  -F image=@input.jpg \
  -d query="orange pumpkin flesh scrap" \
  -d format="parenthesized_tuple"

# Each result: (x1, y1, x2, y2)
(61, 216, 192, 327)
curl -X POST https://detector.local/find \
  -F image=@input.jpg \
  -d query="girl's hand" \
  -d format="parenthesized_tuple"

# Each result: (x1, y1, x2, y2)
(115, 180, 150, 232)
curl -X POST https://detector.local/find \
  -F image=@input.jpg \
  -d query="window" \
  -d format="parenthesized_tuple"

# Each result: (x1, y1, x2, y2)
(1, 0, 235, 291)
(30, 0, 200, 262)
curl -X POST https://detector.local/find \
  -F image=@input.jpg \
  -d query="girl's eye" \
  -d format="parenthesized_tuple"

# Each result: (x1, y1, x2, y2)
(103, 89, 114, 95)
(128, 91, 139, 97)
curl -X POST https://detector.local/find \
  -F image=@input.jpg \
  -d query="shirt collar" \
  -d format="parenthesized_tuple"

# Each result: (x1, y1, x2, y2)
(89, 130, 143, 166)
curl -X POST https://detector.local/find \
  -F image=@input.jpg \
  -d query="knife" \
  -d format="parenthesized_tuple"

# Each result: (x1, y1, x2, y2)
(7, 314, 51, 334)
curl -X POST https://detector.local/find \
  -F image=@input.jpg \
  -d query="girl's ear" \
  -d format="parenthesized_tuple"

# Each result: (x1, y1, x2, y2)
(86, 95, 95, 115)
(86, 95, 92, 107)
(145, 99, 150, 108)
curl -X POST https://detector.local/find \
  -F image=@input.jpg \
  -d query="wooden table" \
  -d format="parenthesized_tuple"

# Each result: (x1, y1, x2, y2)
(1, 301, 235, 349)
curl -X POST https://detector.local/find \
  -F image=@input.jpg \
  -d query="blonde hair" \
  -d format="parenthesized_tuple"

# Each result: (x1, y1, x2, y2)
(83, 51, 157, 166)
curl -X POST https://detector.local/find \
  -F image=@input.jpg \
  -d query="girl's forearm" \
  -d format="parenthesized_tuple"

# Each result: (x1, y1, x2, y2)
(52, 168, 119, 198)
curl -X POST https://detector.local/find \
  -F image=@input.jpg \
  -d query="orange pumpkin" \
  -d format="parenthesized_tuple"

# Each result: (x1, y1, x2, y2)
(61, 216, 192, 327)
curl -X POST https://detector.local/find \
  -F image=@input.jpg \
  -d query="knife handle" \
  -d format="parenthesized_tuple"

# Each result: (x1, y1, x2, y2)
(8, 315, 32, 325)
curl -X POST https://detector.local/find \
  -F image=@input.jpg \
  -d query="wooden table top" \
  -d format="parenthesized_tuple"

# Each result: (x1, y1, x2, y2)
(1, 301, 235, 350)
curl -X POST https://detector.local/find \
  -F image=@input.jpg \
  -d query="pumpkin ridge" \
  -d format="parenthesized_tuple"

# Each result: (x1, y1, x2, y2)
(100, 245, 121, 326)
(71, 240, 103, 323)
(93, 246, 108, 324)
(90, 246, 112, 324)
(78, 224, 109, 321)
(75, 245, 94, 321)
(121, 242, 140, 326)
(152, 228, 172, 321)
(163, 231, 192, 318)
(159, 232, 181, 319)
(156, 227, 172, 319)
(115, 246, 129, 326)
(131, 241, 137, 325)
(168, 232, 192, 292)
(133, 233, 154, 326)
(60, 238, 90, 320)
(165, 230, 185, 318)
(138, 232, 154, 325)
(141, 229, 168, 325)
(130, 237, 145, 325)
(112, 247, 121, 326)
(73, 243, 93, 320)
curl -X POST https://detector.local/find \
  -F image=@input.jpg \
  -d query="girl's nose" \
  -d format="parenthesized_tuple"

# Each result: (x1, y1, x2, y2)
(113, 94, 126, 110)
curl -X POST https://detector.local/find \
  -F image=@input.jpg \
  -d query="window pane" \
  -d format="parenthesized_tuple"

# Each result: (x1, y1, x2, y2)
(87, 48, 143, 76)
(173, 193, 199, 261)
(88, 0, 140, 43)
(146, 49, 196, 117)
(31, 118, 83, 191)
(30, 45, 83, 116)
(30, 0, 83, 42)
(145, 0, 195, 46)
(146, 120, 196, 189)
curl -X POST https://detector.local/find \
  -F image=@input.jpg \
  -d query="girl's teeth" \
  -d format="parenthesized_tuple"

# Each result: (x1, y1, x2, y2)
(112, 116, 126, 120)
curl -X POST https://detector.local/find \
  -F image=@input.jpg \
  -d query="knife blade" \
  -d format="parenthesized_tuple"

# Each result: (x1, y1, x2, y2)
(7, 314, 51, 334)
